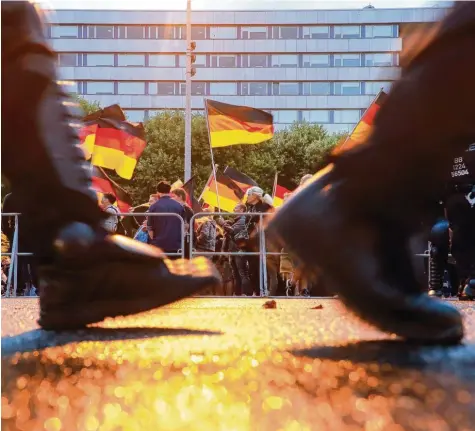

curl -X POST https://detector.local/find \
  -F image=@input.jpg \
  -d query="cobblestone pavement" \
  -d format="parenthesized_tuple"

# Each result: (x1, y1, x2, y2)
(2, 298, 475, 431)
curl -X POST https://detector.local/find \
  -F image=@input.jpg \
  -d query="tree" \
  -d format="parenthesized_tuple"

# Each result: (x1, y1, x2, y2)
(74, 95, 101, 116)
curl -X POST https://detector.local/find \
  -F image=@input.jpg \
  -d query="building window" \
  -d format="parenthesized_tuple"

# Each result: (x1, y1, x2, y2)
(365, 25, 393, 38)
(210, 27, 237, 39)
(210, 83, 237, 95)
(118, 26, 145, 39)
(51, 25, 78, 39)
(271, 55, 298, 68)
(242, 54, 268, 68)
(149, 54, 176, 67)
(272, 110, 299, 124)
(334, 25, 361, 39)
(178, 54, 206, 68)
(272, 26, 299, 39)
(365, 81, 392, 95)
(58, 53, 78, 67)
(364, 53, 395, 67)
(118, 82, 146, 95)
(334, 54, 361, 67)
(302, 110, 330, 123)
(117, 54, 146, 67)
(241, 26, 268, 40)
(86, 82, 114, 95)
(150, 26, 177, 39)
(86, 54, 115, 67)
(190, 26, 206, 40)
(124, 110, 145, 122)
(180, 82, 206, 95)
(273, 82, 299, 96)
(210, 54, 236, 68)
(334, 110, 361, 123)
(334, 82, 361, 95)
(87, 25, 114, 39)
(302, 26, 330, 39)
(302, 54, 330, 68)
(302, 82, 331, 96)
(149, 82, 176, 95)
(242, 82, 267, 96)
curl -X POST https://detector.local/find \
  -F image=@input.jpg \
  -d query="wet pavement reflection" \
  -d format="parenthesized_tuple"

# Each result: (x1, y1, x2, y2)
(2, 298, 475, 431)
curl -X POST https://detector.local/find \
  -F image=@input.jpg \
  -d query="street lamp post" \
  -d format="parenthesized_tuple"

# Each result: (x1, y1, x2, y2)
(184, 0, 192, 182)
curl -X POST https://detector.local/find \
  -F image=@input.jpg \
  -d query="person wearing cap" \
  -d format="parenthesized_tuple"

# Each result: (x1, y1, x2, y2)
(245, 187, 278, 296)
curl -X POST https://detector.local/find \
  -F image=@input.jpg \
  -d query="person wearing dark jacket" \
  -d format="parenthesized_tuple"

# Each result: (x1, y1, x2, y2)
(172, 188, 195, 258)
(245, 187, 276, 296)
(220, 203, 251, 296)
(148, 182, 185, 256)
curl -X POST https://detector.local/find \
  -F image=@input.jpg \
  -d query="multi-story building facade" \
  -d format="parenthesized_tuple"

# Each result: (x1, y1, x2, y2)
(47, 7, 448, 133)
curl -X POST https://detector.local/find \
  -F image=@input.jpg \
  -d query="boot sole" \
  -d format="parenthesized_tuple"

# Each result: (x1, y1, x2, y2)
(38, 276, 220, 331)
(267, 178, 464, 345)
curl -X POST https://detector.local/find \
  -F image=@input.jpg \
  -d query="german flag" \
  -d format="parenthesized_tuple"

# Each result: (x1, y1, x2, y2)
(205, 99, 274, 148)
(273, 184, 292, 208)
(201, 173, 245, 212)
(80, 105, 147, 180)
(91, 166, 133, 213)
(182, 177, 202, 214)
(332, 90, 388, 156)
(223, 166, 259, 192)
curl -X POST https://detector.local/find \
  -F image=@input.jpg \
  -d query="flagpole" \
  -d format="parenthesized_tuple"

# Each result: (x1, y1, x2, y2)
(337, 87, 384, 153)
(272, 172, 278, 199)
(198, 169, 215, 202)
(204, 98, 222, 212)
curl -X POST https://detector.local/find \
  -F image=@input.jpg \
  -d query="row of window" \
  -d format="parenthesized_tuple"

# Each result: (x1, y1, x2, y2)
(72, 80, 391, 96)
(122, 108, 363, 124)
(58, 52, 398, 68)
(50, 24, 398, 40)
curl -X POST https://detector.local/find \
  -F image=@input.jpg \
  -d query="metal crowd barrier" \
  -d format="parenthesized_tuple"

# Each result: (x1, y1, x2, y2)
(1, 212, 186, 297)
(189, 212, 281, 297)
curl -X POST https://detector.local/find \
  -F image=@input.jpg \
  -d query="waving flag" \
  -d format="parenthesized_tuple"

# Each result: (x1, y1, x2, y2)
(205, 99, 274, 148)
(223, 166, 259, 192)
(80, 105, 147, 180)
(201, 173, 245, 212)
(91, 166, 133, 213)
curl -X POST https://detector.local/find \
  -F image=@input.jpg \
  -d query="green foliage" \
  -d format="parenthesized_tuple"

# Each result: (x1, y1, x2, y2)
(74, 99, 345, 204)
(74, 95, 101, 116)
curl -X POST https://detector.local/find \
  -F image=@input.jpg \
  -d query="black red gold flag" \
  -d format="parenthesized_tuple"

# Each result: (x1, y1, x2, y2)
(332, 91, 388, 156)
(223, 166, 259, 192)
(201, 173, 245, 212)
(91, 166, 133, 213)
(80, 105, 147, 180)
(205, 99, 274, 148)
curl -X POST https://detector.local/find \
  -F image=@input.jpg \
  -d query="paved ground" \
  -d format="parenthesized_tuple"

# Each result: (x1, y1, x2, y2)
(2, 298, 475, 431)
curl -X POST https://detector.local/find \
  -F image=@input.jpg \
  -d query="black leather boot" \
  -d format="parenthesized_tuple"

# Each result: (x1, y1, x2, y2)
(2, 2, 220, 330)
(267, 3, 475, 344)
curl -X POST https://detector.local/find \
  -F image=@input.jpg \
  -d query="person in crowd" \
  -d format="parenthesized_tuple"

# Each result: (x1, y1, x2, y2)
(100, 193, 120, 233)
(245, 187, 277, 296)
(279, 193, 298, 296)
(148, 181, 185, 257)
(172, 188, 195, 258)
(2, 192, 38, 296)
(219, 203, 251, 296)
(195, 206, 217, 255)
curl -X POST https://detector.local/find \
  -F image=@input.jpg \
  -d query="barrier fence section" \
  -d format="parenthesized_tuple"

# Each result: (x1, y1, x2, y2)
(189, 212, 282, 297)
(1, 212, 185, 297)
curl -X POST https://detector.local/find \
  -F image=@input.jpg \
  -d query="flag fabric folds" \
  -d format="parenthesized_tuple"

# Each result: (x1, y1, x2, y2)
(273, 184, 292, 208)
(201, 173, 245, 212)
(91, 166, 133, 213)
(332, 90, 388, 156)
(223, 166, 259, 192)
(80, 105, 147, 180)
(182, 177, 202, 214)
(205, 99, 274, 148)
(170, 179, 184, 191)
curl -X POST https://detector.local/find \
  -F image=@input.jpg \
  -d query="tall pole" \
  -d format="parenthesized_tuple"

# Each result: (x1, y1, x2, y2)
(184, 0, 192, 181)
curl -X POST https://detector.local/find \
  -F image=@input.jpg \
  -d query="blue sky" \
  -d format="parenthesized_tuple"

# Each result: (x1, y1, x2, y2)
(41, 0, 451, 10)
